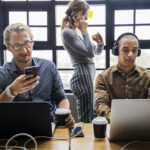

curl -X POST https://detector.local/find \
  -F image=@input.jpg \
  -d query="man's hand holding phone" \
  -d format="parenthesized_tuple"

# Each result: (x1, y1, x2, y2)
(24, 66, 40, 85)
(7, 66, 40, 97)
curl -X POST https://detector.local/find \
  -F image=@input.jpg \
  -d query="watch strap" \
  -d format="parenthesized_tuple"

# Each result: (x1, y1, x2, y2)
(6, 86, 15, 98)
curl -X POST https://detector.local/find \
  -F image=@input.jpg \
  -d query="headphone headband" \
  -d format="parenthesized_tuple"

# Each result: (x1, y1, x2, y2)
(112, 32, 141, 56)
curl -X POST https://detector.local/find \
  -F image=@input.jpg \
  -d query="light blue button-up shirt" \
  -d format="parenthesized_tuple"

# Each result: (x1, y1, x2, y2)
(0, 57, 67, 118)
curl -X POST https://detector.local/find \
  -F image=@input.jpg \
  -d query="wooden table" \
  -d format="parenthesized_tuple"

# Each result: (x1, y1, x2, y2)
(1, 124, 150, 150)
(33, 124, 150, 150)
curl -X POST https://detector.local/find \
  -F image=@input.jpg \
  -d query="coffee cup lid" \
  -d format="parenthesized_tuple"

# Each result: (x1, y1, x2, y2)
(92, 117, 107, 125)
(55, 108, 68, 115)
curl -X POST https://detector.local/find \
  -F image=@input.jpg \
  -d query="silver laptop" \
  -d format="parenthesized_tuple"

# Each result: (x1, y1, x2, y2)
(0, 101, 56, 139)
(107, 99, 150, 141)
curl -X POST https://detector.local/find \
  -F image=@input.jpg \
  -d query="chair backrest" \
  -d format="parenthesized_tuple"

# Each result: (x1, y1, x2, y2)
(67, 94, 78, 122)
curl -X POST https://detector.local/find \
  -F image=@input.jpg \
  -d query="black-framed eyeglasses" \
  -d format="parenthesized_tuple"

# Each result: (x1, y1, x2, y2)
(9, 40, 33, 51)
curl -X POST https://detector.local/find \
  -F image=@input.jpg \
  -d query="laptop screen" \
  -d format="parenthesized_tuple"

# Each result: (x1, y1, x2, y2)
(0, 101, 55, 139)
(107, 99, 150, 141)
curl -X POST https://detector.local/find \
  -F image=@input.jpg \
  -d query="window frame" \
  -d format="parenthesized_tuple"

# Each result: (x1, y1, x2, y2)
(0, 0, 150, 92)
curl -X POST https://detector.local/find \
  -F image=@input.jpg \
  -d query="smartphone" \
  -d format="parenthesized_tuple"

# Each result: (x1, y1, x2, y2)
(69, 126, 84, 137)
(24, 66, 38, 77)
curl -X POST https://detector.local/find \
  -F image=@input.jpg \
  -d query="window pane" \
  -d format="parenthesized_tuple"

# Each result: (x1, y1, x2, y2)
(31, 27, 47, 41)
(136, 9, 150, 24)
(32, 50, 52, 61)
(88, 27, 106, 44)
(95, 50, 106, 68)
(29, 11, 47, 26)
(9, 11, 27, 25)
(110, 49, 118, 66)
(115, 26, 133, 40)
(115, 10, 133, 24)
(136, 50, 150, 68)
(56, 27, 62, 46)
(136, 26, 150, 39)
(4, 50, 13, 63)
(56, 6, 67, 25)
(88, 5, 106, 25)
(95, 70, 103, 80)
(57, 50, 73, 68)
(59, 71, 73, 89)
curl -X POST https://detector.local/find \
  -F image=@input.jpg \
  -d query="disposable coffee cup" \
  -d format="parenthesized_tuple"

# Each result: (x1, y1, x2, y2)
(55, 108, 69, 127)
(92, 117, 107, 140)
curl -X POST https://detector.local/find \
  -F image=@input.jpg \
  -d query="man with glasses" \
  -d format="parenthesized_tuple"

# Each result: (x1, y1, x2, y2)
(0, 23, 74, 126)
(94, 33, 150, 122)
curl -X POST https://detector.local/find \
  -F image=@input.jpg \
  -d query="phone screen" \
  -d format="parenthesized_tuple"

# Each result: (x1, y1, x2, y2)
(24, 66, 38, 77)
(68, 126, 84, 137)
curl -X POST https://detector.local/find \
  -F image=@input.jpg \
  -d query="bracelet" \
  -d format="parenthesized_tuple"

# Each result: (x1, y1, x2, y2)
(98, 43, 104, 46)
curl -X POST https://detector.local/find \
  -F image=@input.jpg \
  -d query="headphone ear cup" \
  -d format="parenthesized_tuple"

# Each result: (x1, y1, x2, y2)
(112, 45, 118, 56)
(137, 48, 141, 56)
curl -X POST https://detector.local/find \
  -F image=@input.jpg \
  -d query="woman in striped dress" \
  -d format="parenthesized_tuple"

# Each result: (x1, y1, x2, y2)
(61, 0, 104, 123)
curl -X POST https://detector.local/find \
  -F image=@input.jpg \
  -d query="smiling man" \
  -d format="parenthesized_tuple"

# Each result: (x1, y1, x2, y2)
(94, 33, 150, 122)
(0, 23, 74, 126)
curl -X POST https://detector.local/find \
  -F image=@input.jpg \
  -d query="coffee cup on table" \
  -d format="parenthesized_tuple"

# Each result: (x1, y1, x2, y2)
(92, 117, 107, 140)
(55, 108, 69, 127)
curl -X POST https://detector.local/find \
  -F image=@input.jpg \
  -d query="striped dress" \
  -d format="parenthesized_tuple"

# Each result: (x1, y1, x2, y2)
(62, 28, 103, 122)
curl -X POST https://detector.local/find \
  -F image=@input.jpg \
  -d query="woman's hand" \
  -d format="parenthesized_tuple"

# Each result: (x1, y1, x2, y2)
(92, 32, 104, 46)
(78, 20, 88, 34)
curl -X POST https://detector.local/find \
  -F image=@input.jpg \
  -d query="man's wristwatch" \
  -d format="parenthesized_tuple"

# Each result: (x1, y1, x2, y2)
(6, 87, 16, 98)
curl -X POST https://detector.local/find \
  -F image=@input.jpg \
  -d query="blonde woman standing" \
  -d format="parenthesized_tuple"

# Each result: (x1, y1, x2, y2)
(61, 0, 104, 122)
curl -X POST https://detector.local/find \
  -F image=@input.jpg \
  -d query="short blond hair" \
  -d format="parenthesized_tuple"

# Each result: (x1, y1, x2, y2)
(4, 23, 33, 46)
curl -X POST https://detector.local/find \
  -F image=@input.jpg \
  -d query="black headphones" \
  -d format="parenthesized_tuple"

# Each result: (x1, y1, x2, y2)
(112, 32, 141, 56)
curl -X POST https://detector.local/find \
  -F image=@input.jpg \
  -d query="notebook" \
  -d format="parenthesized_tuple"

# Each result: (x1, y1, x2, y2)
(107, 99, 150, 141)
(0, 101, 56, 139)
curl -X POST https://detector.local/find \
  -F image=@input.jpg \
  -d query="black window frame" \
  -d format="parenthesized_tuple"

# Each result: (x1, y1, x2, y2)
(0, 0, 150, 93)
